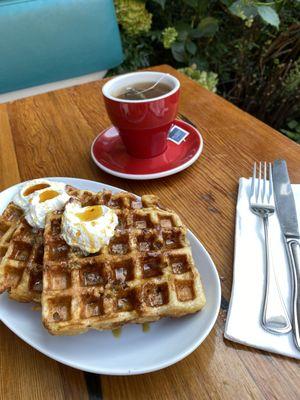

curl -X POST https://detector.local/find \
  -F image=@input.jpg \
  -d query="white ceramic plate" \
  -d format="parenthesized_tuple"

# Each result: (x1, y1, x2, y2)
(0, 178, 221, 375)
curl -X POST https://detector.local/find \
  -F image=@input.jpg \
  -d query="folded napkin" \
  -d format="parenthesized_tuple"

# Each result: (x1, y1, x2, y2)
(225, 178, 300, 359)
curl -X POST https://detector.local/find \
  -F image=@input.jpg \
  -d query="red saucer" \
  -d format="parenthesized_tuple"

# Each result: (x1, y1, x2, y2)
(91, 119, 203, 180)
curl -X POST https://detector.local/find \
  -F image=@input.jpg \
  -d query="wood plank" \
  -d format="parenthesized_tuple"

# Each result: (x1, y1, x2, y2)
(0, 323, 64, 400)
(0, 321, 89, 400)
(2, 65, 300, 399)
(0, 105, 89, 400)
(0, 104, 20, 189)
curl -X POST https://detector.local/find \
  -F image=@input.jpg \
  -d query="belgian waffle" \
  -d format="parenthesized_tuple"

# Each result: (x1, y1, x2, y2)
(0, 203, 24, 289)
(0, 219, 44, 302)
(42, 191, 206, 335)
(0, 185, 89, 302)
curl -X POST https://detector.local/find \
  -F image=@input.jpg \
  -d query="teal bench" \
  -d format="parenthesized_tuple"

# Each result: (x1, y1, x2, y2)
(0, 0, 123, 93)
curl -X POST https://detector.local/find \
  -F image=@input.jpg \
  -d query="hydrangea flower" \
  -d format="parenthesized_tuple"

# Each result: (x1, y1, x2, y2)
(179, 64, 218, 93)
(115, 0, 152, 36)
(162, 27, 178, 49)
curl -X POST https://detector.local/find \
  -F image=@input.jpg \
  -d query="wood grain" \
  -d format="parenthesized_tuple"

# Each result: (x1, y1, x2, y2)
(0, 104, 20, 188)
(1, 65, 300, 399)
(0, 104, 89, 400)
(0, 323, 89, 400)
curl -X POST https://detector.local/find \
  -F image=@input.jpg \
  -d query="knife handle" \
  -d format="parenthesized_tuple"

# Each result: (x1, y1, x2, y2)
(286, 238, 300, 350)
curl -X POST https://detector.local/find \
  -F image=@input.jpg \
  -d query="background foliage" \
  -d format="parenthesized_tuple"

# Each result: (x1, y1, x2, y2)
(112, 0, 300, 142)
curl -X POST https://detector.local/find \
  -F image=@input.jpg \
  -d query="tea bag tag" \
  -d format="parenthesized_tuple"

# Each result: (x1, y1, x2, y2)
(168, 125, 190, 144)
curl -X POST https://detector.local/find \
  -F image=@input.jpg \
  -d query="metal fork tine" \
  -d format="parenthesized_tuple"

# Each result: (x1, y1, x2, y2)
(263, 161, 267, 203)
(269, 162, 273, 203)
(251, 162, 256, 198)
(257, 161, 262, 203)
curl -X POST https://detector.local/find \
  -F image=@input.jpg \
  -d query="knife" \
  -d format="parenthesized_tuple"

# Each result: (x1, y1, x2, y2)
(273, 160, 300, 350)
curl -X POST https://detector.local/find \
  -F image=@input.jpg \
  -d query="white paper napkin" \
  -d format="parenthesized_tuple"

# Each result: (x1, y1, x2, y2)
(225, 178, 300, 359)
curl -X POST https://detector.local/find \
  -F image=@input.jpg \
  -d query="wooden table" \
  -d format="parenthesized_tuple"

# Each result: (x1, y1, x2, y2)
(1, 65, 300, 400)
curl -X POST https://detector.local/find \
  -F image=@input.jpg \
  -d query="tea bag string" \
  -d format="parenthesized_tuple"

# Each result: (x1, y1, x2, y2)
(125, 73, 170, 96)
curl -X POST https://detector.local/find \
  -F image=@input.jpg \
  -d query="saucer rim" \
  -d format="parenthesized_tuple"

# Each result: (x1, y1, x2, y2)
(91, 119, 204, 180)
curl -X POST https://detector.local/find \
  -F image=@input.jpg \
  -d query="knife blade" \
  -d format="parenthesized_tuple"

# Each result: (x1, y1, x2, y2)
(273, 160, 300, 238)
(273, 160, 300, 350)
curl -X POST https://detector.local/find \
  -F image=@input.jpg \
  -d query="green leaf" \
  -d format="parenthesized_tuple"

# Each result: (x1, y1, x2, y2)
(197, 17, 219, 37)
(174, 22, 191, 41)
(171, 42, 186, 63)
(186, 41, 197, 55)
(189, 28, 203, 39)
(175, 21, 191, 33)
(229, 0, 257, 19)
(177, 30, 189, 41)
(151, 0, 166, 8)
(257, 6, 280, 28)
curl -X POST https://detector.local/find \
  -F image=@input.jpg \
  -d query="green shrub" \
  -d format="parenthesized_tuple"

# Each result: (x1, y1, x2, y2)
(112, 0, 300, 140)
(178, 64, 218, 92)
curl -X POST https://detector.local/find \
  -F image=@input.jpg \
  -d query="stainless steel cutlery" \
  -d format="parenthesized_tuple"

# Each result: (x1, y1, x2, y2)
(250, 162, 291, 334)
(272, 160, 300, 350)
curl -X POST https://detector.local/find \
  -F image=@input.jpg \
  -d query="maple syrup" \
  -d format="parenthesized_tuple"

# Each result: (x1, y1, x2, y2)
(112, 327, 122, 338)
(142, 323, 150, 332)
(76, 206, 103, 222)
(24, 183, 50, 196)
(39, 190, 60, 202)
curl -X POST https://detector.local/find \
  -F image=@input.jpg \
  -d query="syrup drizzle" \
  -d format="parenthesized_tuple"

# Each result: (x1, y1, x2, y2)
(39, 190, 60, 203)
(112, 327, 122, 338)
(142, 323, 150, 332)
(24, 183, 50, 196)
(76, 206, 103, 222)
(112, 324, 150, 338)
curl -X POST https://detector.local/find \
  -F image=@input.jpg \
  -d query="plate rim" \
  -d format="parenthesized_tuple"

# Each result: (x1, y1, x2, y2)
(90, 120, 204, 180)
(0, 177, 221, 375)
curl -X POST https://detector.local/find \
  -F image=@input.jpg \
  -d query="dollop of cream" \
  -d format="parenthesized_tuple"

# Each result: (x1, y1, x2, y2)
(13, 179, 71, 229)
(61, 201, 118, 253)
(13, 179, 65, 210)
(25, 186, 70, 229)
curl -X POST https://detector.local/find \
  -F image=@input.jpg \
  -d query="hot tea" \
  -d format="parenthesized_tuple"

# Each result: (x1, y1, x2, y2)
(114, 81, 172, 100)
(102, 71, 180, 157)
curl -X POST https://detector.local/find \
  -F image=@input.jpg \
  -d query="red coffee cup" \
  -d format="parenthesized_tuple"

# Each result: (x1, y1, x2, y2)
(102, 71, 180, 158)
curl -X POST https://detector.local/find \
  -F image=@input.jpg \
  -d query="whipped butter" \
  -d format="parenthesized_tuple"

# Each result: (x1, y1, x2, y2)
(13, 179, 70, 229)
(61, 201, 118, 253)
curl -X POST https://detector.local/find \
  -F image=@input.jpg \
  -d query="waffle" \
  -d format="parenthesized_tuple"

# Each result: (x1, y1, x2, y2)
(0, 185, 90, 302)
(42, 191, 206, 335)
(0, 203, 24, 289)
(0, 219, 44, 302)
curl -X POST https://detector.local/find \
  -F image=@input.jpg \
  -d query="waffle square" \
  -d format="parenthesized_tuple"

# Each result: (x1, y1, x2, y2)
(0, 203, 24, 292)
(42, 191, 206, 335)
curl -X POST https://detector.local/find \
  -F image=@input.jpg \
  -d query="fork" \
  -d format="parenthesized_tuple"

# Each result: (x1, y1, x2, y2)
(250, 162, 291, 334)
